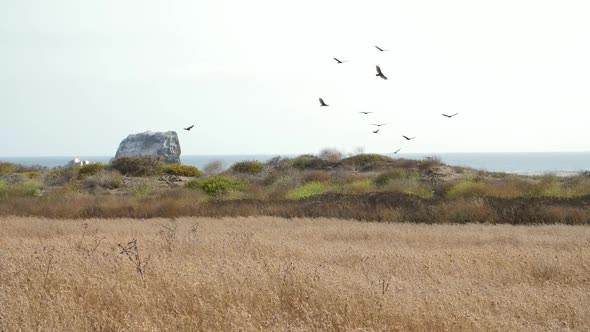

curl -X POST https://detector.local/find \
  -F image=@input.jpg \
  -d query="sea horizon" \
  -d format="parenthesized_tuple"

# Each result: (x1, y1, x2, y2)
(2, 151, 590, 175)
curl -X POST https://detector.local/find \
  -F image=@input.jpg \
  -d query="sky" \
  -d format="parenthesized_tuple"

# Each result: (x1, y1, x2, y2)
(1, 0, 589, 156)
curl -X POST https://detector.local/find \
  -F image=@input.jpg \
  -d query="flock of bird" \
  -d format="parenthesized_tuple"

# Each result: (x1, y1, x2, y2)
(181, 45, 460, 155)
(320, 45, 459, 154)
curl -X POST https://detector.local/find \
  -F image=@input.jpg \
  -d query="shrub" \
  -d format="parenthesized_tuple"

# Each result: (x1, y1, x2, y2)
(289, 155, 327, 170)
(163, 164, 201, 177)
(524, 175, 572, 198)
(127, 182, 156, 199)
(111, 156, 163, 177)
(0, 180, 7, 196)
(437, 198, 494, 223)
(0, 162, 46, 174)
(0, 173, 28, 185)
(341, 154, 391, 170)
(379, 178, 434, 198)
(373, 168, 418, 187)
(539, 206, 589, 225)
(418, 156, 444, 170)
(334, 179, 374, 195)
(83, 171, 123, 191)
(22, 172, 41, 179)
(14, 180, 42, 196)
(44, 167, 80, 186)
(203, 160, 224, 175)
(78, 163, 107, 179)
(0, 162, 17, 174)
(286, 181, 328, 200)
(0, 180, 41, 197)
(302, 170, 331, 183)
(185, 176, 247, 197)
(230, 161, 265, 175)
(447, 177, 530, 199)
(569, 177, 590, 197)
(265, 157, 292, 171)
(319, 148, 343, 163)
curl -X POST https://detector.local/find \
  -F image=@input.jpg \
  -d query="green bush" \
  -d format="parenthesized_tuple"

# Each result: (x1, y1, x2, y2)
(286, 181, 328, 200)
(230, 161, 265, 175)
(0, 162, 17, 174)
(22, 171, 41, 179)
(289, 155, 327, 170)
(163, 164, 202, 177)
(525, 175, 571, 198)
(373, 168, 418, 187)
(184, 176, 247, 197)
(334, 179, 374, 195)
(341, 154, 391, 170)
(78, 163, 107, 179)
(126, 180, 158, 199)
(447, 179, 526, 199)
(0, 180, 7, 196)
(0, 180, 41, 197)
(111, 156, 163, 177)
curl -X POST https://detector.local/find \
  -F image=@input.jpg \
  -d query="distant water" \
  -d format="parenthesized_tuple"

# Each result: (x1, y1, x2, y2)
(1, 152, 589, 175)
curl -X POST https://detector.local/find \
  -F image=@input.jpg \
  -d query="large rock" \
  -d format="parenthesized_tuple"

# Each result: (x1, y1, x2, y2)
(115, 131, 181, 164)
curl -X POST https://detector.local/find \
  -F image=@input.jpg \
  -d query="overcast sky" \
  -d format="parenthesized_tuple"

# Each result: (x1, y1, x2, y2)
(1, 0, 589, 156)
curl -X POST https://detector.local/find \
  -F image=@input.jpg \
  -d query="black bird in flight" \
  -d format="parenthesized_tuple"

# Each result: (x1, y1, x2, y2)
(359, 112, 373, 115)
(375, 45, 388, 52)
(333, 57, 348, 64)
(371, 123, 387, 127)
(392, 148, 401, 154)
(442, 113, 459, 118)
(319, 98, 329, 107)
(183, 125, 195, 131)
(402, 135, 416, 141)
(373, 129, 380, 134)
(376, 66, 388, 80)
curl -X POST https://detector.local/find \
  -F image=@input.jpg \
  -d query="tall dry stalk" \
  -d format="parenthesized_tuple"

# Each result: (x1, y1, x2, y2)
(118, 239, 149, 283)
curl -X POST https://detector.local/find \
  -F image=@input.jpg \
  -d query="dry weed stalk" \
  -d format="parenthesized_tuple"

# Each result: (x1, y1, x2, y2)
(75, 222, 106, 256)
(42, 246, 56, 290)
(157, 220, 177, 252)
(118, 239, 149, 282)
(188, 222, 199, 242)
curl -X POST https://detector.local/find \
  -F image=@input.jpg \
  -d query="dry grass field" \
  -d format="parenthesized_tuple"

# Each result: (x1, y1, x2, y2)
(1, 216, 589, 331)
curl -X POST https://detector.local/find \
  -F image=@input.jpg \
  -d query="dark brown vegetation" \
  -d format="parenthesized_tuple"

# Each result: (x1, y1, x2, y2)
(1, 154, 590, 223)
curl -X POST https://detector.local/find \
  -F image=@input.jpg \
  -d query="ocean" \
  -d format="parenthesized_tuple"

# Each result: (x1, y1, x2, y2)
(1, 153, 589, 175)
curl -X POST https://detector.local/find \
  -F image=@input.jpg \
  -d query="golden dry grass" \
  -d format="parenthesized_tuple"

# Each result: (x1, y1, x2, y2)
(1, 216, 589, 331)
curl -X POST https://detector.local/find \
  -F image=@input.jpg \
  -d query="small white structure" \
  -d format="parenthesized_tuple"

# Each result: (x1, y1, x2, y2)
(66, 157, 93, 167)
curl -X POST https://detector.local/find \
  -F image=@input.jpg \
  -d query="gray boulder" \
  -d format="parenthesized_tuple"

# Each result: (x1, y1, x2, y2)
(115, 131, 181, 164)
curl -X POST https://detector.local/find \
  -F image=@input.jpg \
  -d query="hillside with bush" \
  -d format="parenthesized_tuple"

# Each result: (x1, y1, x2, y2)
(1, 154, 590, 223)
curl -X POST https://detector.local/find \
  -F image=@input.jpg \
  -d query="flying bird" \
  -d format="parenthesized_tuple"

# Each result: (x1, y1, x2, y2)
(371, 123, 388, 127)
(373, 129, 380, 134)
(442, 113, 459, 118)
(376, 66, 388, 80)
(359, 112, 373, 115)
(375, 45, 387, 52)
(333, 57, 348, 64)
(402, 135, 416, 141)
(183, 125, 195, 131)
(392, 148, 401, 154)
(319, 98, 329, 107)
